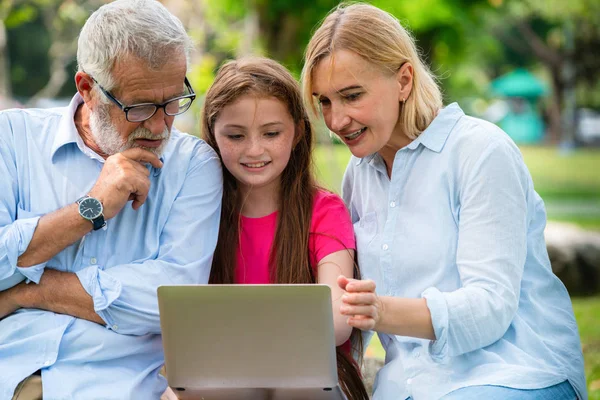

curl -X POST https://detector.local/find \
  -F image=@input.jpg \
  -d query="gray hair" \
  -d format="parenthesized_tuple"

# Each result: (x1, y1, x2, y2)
(77, 0, 192, 91)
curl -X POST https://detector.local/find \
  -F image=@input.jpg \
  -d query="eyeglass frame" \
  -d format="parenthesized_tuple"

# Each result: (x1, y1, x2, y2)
(90, 76, 196, 122)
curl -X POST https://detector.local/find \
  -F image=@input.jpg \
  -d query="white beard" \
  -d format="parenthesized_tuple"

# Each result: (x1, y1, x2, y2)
(89, 104, 171, 156)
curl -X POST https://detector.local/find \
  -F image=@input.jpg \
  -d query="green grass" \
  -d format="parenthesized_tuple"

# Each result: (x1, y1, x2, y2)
(313, 144, 600, 231)
(365, 296, 600, 398)
(573, 297, 600, 399)
(519, 146, 600, 200)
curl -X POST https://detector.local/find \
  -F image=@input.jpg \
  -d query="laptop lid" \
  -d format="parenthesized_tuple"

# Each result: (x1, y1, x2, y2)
(158, 284, 340, 394)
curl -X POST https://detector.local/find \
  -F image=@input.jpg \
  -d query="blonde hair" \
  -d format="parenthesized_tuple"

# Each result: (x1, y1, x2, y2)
(301, 2, 443, 139)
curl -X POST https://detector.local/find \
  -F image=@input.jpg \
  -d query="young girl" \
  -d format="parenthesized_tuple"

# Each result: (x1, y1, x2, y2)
(202, 57, 368, 399)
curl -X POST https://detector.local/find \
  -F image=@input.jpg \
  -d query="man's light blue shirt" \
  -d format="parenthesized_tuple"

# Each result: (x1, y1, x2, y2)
(0, 94, 223, 399)
(342, 103, 586, 400)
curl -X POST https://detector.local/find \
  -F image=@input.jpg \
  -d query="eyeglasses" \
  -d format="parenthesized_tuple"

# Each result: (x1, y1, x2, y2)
(91, 76, 196, 122)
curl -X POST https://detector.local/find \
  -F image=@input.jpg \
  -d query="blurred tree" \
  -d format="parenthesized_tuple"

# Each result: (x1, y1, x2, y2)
(488, 0, 600, 143)
(3, 0, 105, 103)
(0, 1, 15, 97)
(174, 0, 495, 99)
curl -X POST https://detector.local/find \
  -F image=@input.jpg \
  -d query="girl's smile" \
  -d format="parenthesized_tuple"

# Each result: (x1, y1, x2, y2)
(213, 95, 296, 200)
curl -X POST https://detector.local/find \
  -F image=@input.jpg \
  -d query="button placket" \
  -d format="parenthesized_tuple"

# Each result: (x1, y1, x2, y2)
(380, 156, 404, 293)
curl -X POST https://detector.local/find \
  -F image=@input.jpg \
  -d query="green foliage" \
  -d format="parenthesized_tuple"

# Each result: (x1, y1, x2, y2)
(4, 5, 38, 29)
(7, 11, 52, 98)
(189, 55, 218, 95)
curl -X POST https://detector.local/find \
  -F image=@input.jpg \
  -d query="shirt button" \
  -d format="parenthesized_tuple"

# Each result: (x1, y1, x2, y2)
(390, 201, 396, 208)
(112, 325, 118, 331)
(413, 350, 420, 358)
(90, 257, 97, 265)
(382, 244, 389, 250)
(43, 360, 51, 366)
(407, 378, 413, 385)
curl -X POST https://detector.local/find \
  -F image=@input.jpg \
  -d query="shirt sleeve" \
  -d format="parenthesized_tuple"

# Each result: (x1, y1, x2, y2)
(75, 147, 223, 335)
(0, 114, 46, 289)
(422, 138, 529, 362)
(309, 190, 356, 268)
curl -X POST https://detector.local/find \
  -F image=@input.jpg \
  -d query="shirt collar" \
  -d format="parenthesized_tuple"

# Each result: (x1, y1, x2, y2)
(356, 102, 464, 166)
(407, 102, 463, 153)
(51, 93, 87, 161)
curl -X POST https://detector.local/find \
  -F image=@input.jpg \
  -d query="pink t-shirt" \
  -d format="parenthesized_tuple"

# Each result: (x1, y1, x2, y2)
(235, 189, 356, 284)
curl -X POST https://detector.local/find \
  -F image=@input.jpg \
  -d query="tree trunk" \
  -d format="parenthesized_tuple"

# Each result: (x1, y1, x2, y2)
(547, 66, 563, 144)
(25, 41, 72, 107)
(25, 6, 76, 107)
(0, 19, 10, 97)
(560, 20, 577, 148)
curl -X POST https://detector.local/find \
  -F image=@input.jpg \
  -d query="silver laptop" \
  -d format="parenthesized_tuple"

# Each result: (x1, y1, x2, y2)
(157, 284, 346, 400)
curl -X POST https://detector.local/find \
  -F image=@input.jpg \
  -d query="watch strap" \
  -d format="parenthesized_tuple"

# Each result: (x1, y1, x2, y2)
(91, 215, 106, 231)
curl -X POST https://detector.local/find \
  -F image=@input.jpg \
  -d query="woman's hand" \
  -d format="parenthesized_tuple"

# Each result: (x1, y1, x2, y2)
(338, 275, 383, 331)
(338, 276, 435, 339)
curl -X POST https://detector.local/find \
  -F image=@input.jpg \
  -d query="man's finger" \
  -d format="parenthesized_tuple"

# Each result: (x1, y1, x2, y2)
(131, 178, 151, 210)
(130, 159, 152, 177)
(121, 148, 163, 169)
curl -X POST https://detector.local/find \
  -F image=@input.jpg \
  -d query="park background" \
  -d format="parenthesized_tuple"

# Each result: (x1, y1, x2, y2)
(1, 0, 599, 398)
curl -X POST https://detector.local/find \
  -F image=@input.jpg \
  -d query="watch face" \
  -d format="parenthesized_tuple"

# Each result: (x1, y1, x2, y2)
(79, 197, 103, 220)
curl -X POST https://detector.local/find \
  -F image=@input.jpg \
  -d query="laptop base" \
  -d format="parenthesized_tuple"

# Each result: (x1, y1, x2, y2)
(173, 386, 346, 400)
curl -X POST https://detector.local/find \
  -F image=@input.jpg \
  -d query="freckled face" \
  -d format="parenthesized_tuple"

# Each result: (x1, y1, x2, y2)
(213, 95, 296, 195)
(311, 50, 404, 158)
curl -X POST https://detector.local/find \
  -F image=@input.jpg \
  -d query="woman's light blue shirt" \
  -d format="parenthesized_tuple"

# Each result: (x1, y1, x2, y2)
(342, 103, 586, 400)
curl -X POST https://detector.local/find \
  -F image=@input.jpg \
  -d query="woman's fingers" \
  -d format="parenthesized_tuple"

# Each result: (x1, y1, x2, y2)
(346, 315, 376, 330)
(337, 275, 350, 290)
(337, 275, 376, 293)
(346, 278, 376, 293)
(342, 292, 378, 306)
(340, 304, 378, 317)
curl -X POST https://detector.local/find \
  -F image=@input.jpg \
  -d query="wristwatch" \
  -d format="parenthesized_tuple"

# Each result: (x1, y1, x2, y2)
(76, 195, 106, 231)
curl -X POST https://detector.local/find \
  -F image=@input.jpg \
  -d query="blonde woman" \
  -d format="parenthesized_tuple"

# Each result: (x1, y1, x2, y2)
(302, 3, 586, 400)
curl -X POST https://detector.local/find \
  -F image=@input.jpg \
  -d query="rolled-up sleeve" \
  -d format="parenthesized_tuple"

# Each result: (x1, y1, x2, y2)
(0, 123, 47, 288)
(423, 139, 528, 362)
(76, 152, 223, 335)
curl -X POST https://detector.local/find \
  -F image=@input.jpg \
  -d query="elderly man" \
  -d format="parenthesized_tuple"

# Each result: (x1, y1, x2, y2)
(0, 0, 222, 398)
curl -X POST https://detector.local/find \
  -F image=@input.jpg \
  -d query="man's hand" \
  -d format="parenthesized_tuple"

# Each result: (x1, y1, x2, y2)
(89, 148, 163, 218)
(338, 275, 383, 331)
(0, 284, 22, 320)
(0, 270, 104, 324)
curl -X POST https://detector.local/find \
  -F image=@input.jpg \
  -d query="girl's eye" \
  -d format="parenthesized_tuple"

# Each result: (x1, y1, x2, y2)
(318, 98, 331, 107)
(345, 92, 362, 101)
(265, 131, 280, 138)
(227, 134, 243, 140)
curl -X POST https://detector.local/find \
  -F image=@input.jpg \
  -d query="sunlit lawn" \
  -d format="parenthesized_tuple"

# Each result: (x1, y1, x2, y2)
(313, 144, 600, 398)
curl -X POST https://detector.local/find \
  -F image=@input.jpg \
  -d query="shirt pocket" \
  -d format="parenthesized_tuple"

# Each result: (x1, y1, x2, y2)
(354, 211, 380, 282)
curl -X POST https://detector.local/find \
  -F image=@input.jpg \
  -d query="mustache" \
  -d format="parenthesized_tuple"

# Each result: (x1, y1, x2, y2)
(128, 128, 170, 141)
